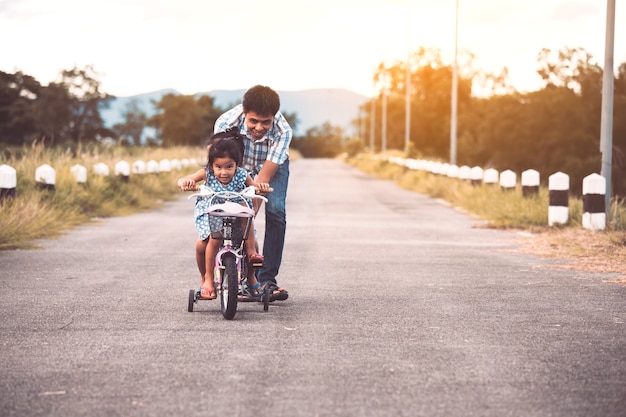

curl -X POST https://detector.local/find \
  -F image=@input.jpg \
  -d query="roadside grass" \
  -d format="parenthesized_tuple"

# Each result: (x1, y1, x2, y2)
(347, 153, 626, 279)
(349, 153, 624, 230)
(0, 144, 205, 250)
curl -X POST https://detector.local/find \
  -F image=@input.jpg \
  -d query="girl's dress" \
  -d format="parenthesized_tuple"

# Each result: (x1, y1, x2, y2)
(194, 167, 248, 240)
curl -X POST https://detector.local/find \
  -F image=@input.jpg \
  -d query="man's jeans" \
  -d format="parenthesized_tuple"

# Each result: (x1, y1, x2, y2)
(258, 159, 289, 285)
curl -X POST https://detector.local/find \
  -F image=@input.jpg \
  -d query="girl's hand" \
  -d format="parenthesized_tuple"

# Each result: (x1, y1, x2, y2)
(177, 177, 196, 191)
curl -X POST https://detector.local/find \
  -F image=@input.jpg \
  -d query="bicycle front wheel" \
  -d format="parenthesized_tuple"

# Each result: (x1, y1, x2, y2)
(220, 253, 239, 320)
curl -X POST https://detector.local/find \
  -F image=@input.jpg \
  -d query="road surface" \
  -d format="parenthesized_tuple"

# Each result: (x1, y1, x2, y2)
(1, 159, 624, 417)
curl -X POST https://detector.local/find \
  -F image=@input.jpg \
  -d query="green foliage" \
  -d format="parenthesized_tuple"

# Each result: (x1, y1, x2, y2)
(358, 46, 626, 196)
(147, 94, 223, 147)
(113, 99, 147, 145)
(282, 111, 300, 133)
(343, 138, 365, 157)
(0, 65, 112, 147)
(60, 65, 113, 144)
(291, 122, 345, 158)
(0, 144, 202, 249)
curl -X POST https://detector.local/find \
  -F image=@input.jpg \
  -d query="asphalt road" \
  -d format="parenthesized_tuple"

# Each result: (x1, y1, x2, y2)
(1, 159, 624, 417)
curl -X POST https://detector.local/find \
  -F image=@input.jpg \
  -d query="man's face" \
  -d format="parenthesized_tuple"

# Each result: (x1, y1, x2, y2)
(244, 111, 273, 141)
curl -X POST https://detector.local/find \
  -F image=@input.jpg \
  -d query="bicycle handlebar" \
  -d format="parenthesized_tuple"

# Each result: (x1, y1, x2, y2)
(186, 185, 271, 203)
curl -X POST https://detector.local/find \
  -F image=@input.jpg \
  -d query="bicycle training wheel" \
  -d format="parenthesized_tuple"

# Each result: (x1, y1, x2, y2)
(220, 254, 239, 320)
(188, 289, 195, 312)
(262, 288, 270, 312)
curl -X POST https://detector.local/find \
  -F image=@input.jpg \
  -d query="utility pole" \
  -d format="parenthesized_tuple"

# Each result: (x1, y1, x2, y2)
(370, 98, 375, 152)
(404, 5, 411, 155)
(600, 0, 615, 219)
(382, 73, 387, 154)
(450, 0, 459, 165)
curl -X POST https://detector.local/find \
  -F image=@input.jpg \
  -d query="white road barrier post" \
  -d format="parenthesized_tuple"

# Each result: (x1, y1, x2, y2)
(0, 164, 17, 201)
(548, 172, 569, 226)
(35, 164, 56, 191)
(483, 168, 499, 186)
(499, 169, 516, 191)
(582, 173, 606, 231)
(71, 164, 87, 184)
(521, 169, 540, 197)
(470, 166, 483, 186)
(115, 160, 131, 182)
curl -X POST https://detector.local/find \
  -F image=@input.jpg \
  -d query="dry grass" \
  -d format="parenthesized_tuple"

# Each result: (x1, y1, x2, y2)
(0, 144, 204, 250)
(512, 228, 626, 283)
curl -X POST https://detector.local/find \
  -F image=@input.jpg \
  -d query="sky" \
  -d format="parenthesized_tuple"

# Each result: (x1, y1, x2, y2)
(1, 0, 624, 98)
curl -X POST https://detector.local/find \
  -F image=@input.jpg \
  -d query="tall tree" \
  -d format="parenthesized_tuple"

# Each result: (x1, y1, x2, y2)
(369, 47, 474, 158)
(34, 82, 73, 146)
(291, 122, 343, 158)
(0, 71, 41, 145)
(59, 65, 112, 143)
(148, 94, 220, 146)
(113, 99, 147, 145)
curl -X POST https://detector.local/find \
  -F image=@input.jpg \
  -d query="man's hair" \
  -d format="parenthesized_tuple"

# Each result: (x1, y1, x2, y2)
(242, 85, 280, 116)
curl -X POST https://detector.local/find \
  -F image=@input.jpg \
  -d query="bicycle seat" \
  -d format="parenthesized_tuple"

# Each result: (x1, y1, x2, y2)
(207, 201, 255, 218)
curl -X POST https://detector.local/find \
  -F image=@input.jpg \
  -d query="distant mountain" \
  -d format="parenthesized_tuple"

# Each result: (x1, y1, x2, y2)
(100, 88, 368, 136)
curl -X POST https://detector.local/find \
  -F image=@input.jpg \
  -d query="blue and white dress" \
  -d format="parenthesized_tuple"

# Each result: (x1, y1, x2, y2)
(194, 167, 248, 240)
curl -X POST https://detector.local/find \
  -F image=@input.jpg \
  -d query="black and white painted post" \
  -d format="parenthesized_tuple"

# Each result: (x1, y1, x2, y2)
(499, 169, 516, 191)
(115, 160, 131, 182)
(71, 164, 87, 184)
(521, 169, 540, 197)
(0, 164, 17, 201)
(582, 173, 606, 230)
(548, 172, 569, 226)
(35, 164, 55, 191)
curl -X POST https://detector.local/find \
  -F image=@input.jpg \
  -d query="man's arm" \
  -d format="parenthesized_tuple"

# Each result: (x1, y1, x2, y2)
(256, 160, 279, 184)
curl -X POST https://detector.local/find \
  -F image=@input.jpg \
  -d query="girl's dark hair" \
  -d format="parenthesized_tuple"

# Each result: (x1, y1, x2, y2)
(206, 128, 245, 168)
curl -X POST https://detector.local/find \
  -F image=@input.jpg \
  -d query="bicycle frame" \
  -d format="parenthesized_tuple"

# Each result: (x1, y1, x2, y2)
(188, 186, 267, 319)
(208, 203, 254, 287)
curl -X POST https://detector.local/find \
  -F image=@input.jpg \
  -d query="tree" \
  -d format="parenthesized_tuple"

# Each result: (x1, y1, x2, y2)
(59, 65, 112, 144)
(282, 111, 299, 134)
(536, 47, 601, 94)
(0, 71, 41, 145)
(366, 47, 474, 158)
(0, 66, 112, 146)
(114, 99, 147, 145)
(292, 122, 344, 158)
(148, 94, 221, 147)
(34, 82, 73, 146)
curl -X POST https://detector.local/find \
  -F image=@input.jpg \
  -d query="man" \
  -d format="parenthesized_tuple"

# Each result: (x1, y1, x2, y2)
(214, 85, 292, 300)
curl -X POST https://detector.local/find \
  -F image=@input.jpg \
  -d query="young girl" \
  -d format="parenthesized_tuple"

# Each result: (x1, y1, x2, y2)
(177, 130, 270, 299)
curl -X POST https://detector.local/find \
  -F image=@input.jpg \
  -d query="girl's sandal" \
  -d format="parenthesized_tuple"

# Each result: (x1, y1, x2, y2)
(238, 282, 261, 302)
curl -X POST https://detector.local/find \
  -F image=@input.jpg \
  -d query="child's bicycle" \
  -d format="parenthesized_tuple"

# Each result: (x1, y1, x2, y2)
(187, 185, 272, 319)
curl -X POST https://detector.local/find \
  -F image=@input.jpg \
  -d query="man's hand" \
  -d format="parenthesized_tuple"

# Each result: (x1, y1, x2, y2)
(254, 182, 272, 194)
